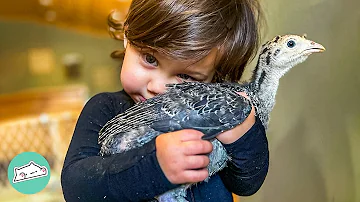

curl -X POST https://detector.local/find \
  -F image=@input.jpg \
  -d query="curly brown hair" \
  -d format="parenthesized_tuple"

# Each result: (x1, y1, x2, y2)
(109, 0, 264, 82)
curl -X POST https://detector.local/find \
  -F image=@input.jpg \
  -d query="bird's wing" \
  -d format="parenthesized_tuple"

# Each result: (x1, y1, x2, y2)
(98, 85, 196, 145)
(165, 83, 252, 140)
(152, 82, 253, 140)
(98, 82, 252, 145)
(98, 95, 168, 144)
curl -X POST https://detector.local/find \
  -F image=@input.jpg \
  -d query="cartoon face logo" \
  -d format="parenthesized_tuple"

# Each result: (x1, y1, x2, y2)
(13, 161, 48, 183)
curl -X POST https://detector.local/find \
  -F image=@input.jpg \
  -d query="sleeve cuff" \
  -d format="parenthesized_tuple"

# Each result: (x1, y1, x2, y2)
(222, 116, 266, 154)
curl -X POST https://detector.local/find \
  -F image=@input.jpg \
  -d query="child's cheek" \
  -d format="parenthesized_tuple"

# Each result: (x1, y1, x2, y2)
(121, 69, 142, 93)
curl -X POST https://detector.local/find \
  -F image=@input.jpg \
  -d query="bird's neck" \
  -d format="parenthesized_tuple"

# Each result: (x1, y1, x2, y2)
(253, 63, 282, 97)
(249, 64, 282, 127)
(255, 70, 279, 101)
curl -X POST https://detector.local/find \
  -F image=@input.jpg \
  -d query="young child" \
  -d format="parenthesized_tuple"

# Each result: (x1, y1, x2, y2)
(61, 0, 269, 201)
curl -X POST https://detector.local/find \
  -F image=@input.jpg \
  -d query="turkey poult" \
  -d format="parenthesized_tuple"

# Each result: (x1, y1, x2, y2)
(98, 34, 325, 202)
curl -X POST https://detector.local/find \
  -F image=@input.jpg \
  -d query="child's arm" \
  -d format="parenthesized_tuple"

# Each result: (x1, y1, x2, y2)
(61, 92, 178, 201)
(218, 108, 269, 196)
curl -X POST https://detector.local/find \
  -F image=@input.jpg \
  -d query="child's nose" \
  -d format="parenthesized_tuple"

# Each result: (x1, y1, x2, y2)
(147, 79, 167, 96)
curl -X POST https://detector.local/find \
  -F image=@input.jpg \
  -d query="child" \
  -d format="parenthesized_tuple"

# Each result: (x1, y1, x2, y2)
(61, 0, 269, 201)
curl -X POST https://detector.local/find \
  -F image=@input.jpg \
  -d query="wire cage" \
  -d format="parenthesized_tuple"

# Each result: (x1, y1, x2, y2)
(0, 112, 78, 184)
(0, 85, 87, 201)
(0, 112, 79, 201)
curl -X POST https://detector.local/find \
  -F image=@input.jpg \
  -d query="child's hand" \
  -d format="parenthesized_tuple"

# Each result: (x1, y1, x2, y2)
(216, 92, 256, 144)
(155, 129, 213, 184)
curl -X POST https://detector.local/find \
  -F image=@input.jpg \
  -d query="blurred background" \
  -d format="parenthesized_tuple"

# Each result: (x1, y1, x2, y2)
(0, 0, 358, 202)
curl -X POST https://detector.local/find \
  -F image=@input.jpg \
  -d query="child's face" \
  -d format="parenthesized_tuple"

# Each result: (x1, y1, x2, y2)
(121, 43, 218, 103)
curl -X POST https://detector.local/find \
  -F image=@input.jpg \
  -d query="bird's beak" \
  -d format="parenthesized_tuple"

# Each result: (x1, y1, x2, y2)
(305, 41, 326, 54)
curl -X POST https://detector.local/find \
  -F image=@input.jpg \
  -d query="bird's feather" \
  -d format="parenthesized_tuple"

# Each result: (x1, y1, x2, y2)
(99, 82, 252, 154)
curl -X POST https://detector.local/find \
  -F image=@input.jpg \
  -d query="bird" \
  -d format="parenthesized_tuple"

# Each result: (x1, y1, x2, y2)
(98, 34, 325, 202)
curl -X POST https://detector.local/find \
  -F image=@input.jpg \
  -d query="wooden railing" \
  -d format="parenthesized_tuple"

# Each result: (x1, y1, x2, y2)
(0, 85, 88, 121)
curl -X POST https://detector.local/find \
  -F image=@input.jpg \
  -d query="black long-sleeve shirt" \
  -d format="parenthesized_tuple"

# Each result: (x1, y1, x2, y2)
(61, 90, 269, 202)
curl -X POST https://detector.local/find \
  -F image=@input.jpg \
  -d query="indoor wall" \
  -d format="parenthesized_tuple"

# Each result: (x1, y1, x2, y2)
(241, 0, 360, 201)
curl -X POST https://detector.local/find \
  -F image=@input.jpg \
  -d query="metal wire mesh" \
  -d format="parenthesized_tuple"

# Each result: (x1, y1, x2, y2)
(0, 112, 78, 188)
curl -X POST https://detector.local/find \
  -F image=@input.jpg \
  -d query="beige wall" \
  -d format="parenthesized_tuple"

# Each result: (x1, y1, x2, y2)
(241, 0, 360, 201)
(0, 21, 122, 96)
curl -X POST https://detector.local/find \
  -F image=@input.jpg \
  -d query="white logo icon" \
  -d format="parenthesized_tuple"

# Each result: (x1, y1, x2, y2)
(13, 161, 48, 183)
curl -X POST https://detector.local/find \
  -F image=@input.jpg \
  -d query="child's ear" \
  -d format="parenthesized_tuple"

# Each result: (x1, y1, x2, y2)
(124, 34, 128, 49)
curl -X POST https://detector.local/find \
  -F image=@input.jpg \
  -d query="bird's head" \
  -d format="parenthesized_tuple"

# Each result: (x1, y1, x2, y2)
(258, 34, 325, 77)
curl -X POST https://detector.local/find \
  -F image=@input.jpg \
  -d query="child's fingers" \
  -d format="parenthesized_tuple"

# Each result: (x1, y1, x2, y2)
(182, 169, 209, 183)
(183, 140, 213, 155)
(178, 129, 205, 142)
(155, 130, 212, 184)
(184, 155, 210, 170)
(237, 91, 250, 100)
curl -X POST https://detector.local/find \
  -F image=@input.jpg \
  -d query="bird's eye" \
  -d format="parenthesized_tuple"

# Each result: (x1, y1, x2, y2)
(287, 40, 296, 48)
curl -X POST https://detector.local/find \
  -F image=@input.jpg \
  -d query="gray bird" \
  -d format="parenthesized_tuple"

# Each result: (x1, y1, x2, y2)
(98, 34, 325, 202)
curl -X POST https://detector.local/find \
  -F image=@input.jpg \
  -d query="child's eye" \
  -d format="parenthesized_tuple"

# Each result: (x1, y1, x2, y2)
(177, 74, 196, 81)
(144, 53, 158, 66)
